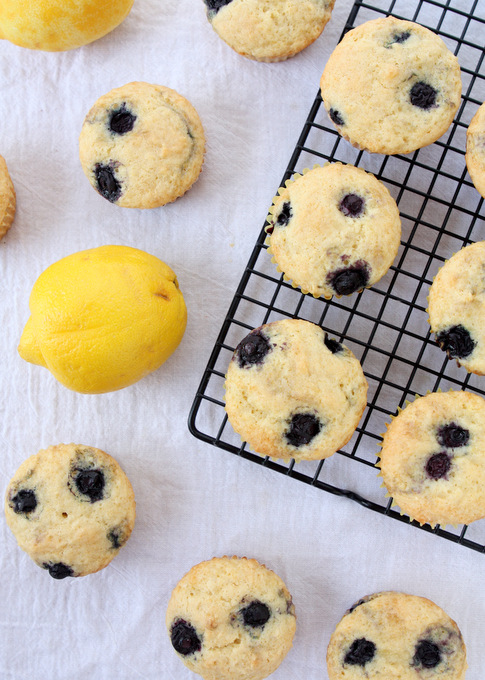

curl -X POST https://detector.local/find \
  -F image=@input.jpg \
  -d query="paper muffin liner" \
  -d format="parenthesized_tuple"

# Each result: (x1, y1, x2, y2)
(0, 155, 16, 239)
(215, 9, 334, 63)
(242, 53, 294, 63)
(243, 20, 333, 62)
(214, 29, 299, 63)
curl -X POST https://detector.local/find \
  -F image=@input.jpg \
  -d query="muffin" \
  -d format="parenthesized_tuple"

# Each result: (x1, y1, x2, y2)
(327, 591, 467, 679)
(5, 443, 136, 578)
(0, 154, 16, 239)
(428, 241, 485, 375)
(379, 390, 485, 527)
(266, 163, 401, 298)
(224, 318, 368, 462)
(79, 82, 205, 208)
(466, 101, 485, 198)
(203, 0, 335, 62)
(320, 17, 462, 155)
(166, 556, 296, 680)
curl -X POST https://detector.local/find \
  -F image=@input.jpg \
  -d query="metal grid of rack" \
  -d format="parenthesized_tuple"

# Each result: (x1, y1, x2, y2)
(188, 0, 485, 552)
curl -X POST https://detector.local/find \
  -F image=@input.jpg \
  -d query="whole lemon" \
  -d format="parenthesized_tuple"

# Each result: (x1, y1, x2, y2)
(0, 0, 134, 51)
(18, 245, 187, 393)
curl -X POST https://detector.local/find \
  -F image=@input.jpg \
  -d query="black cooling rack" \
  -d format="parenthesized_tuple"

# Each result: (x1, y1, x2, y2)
(189, 0, 485, 552)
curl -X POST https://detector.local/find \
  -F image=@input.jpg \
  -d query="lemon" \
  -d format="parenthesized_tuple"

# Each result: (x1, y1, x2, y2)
(18, 245, 187, 393)
(0, 0, 134, 52)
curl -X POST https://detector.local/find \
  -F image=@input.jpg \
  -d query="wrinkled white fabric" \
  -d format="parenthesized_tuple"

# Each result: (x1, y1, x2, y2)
(0, 1, 484, 678)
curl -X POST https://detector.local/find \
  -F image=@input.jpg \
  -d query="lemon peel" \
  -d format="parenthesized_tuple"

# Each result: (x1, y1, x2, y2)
(18, 245, 187, 393)
(0, 0, 133, 51)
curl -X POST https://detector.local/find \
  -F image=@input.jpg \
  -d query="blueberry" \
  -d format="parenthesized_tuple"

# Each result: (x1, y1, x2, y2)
(286, 413, 322, 447)
(276, 201, 292, 227)
(344, 638, 376, 666)
(44, 562, 74, 580)
(107, 525, 128, 549)
(437, 423, 469, 448)
(410, 82, 437, 110)
(94, 163, 122, 203)
(11, 489, 37, 514)
(324, 334, 343, 354)
(109, 105, 136, 135)
(240, 600, 271, 627)
(436, 325, 476, 360)
(413, 640, 441, 668)
(327, 261, 370, 296)
(389, 31, 411, 45)
(236, 330, 271, 368)
(204, 0, 232, 13)
(425, 452, 451, 480)
(171, 619, 201, 656)
(75, 469, 105, 502)
(329, 108, 345, 126)
(339, 193, 365, 218)
(347, 597, 371, 614)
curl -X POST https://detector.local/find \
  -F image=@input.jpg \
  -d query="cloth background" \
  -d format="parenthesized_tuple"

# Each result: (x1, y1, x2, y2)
(0, 0, 484, 678)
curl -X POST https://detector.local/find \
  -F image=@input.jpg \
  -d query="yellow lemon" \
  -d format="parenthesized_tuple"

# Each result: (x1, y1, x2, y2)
(18, 245, 187, 393)
(0, 0, 134, 51)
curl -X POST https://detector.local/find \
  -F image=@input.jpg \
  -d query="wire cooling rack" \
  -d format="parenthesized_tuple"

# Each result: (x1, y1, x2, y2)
(189, 0, 485, 552)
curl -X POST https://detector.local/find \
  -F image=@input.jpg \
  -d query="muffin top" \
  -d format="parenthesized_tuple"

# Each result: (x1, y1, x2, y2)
(266, 163, 401, 298)
(79, 81, 205, 209)
(225, 318, 368, 462)
(379, 390, 485, 527)
(5, 443, 136, 578)
(166, 556, 296, 680)
(327, 591, 467, 680)
(320, 17, 462, 154)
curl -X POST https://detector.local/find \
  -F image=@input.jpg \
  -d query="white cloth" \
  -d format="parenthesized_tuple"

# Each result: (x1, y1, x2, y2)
(0, 1, 484, 678)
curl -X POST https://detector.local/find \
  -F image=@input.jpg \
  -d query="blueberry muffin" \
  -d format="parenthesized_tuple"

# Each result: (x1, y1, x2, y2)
(5, 443, 136, 578)
(466, 101, 485, 198)
(266, 163, 401, 298)
(203, 0, 335, 62)
(327, 591, 467, 680)
(166, 556, 296, 680)
(379, 390, 485, 527)
(79, 82, 205, 208)
(320, 17, 462, 155)
(224, 318, 368, 462)
(428, 241, 485, 375)
(0, 154, 16, 239)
